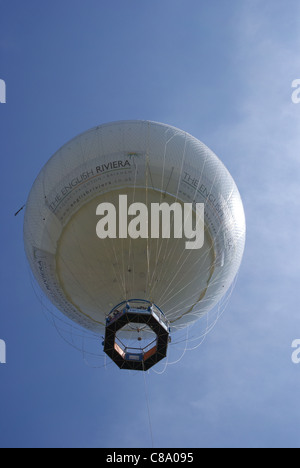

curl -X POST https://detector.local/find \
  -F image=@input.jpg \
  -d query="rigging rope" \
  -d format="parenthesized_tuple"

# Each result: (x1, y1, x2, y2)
(142, 362, 155, 448)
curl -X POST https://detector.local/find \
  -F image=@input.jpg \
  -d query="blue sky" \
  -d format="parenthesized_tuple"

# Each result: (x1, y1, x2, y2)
(1, 0, 300, 448)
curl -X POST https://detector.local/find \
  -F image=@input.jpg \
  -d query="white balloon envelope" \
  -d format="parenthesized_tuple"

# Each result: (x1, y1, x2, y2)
(24, 120, 246, 343)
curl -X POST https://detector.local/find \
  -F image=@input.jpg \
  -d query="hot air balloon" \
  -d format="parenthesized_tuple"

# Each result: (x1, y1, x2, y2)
(24, 121, 246, 370)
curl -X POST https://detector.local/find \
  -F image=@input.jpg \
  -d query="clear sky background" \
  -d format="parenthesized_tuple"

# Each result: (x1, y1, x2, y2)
(1, 0, 300, 448)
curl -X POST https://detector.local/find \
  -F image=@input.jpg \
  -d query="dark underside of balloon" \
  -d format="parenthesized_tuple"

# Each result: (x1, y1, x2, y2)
(103, 300, 170, 371)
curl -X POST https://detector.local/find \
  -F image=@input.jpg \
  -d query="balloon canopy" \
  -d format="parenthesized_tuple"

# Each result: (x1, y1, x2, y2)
(24, 121, 246, 341)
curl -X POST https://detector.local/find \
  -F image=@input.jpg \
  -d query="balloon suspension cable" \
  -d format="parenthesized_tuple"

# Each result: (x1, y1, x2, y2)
(14, 204, 26, 217)
(142, 362, 154, 448)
